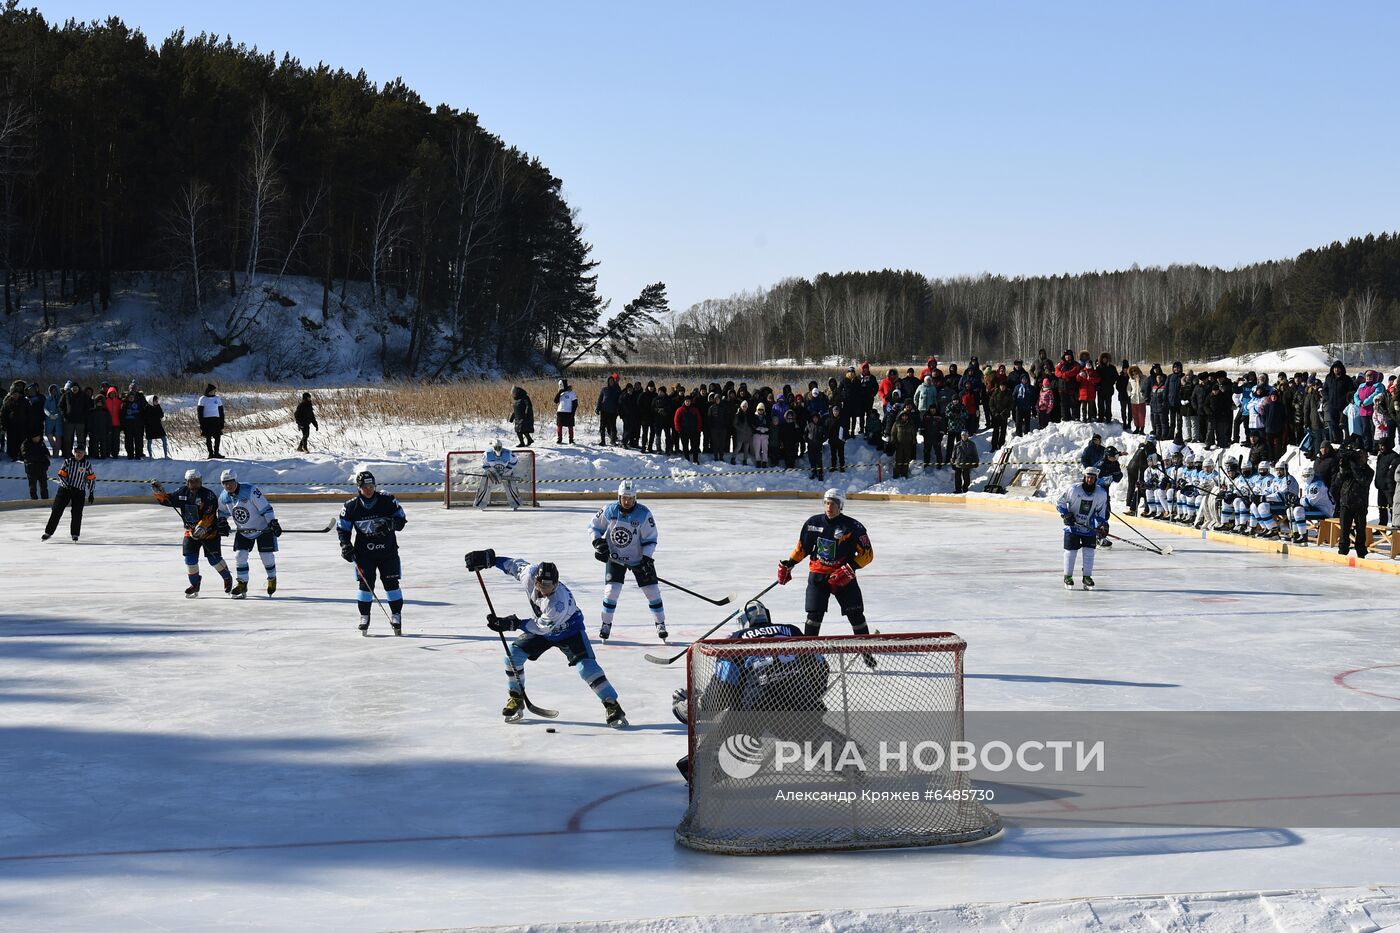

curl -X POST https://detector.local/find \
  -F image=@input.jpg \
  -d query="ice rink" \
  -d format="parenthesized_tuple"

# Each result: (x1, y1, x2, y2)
(3, 497, 1400, 931)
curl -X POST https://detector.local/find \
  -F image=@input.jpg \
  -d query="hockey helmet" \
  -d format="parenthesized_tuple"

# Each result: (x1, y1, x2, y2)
(1147, 453, 1160, 463)
(219, 468, 238, 484)
(1300, 463, 1315, 478)
(1257, 460, 1272, 472)
(184, 469, 202, 482)
(491, 439, 504, 451)
(1104, 446, 1119, 457)
(740, 599, 771, 628)
(1224, 457, 1239, 469)
(1083, 465, 1101, 478)
(1273, 461, 1288, 473)
(1242, 461, 1256, 473)
(1190, 456, 1203, 466)
(535, 562, 560, 589)
(823, 487, 846, 508)
(353, 470, 376, 489)
(617, 479, 637, 501)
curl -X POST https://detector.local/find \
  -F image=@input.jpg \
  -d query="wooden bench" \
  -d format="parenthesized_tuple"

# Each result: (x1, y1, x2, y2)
(1316, 517, 1400, 554)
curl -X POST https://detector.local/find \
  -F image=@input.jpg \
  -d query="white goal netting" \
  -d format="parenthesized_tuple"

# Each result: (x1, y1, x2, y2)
(676, 631, 1001, 854)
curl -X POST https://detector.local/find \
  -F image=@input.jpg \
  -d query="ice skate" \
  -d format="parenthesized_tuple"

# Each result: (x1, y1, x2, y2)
(503, 692, 524, 723)
(603, 698, 628, 728)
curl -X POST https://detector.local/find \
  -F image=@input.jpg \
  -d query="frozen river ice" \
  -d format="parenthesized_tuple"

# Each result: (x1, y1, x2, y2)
(2, 498, 1399, 930)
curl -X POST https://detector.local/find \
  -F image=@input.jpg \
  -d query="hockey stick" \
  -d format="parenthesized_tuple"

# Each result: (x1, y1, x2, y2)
(645, 580, 781, 666)
(1115, 512, 1166, 552)
(1106, 532, 1173, 555)
(353, 563, 397, 628)
(282, 520, 335, 533)
(656, 575, 734, 606)
(474, 570, 559, 719)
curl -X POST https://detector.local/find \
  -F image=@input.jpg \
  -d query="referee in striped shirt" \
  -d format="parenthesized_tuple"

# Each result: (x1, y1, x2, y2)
(43, 445, 95, 542)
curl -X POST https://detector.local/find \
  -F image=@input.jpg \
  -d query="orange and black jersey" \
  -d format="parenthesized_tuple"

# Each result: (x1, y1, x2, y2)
(788, 512, 873, 575)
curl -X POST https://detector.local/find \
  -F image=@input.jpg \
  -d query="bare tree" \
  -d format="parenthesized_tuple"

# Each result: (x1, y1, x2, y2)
(0, 97, 34, 316)
(163, 179, 217, 314)
(1353, 287, 1377, 365)
(211, 97, 286, 349)
(367, 180, 413, 366)
(1334, 295, 1350, 367)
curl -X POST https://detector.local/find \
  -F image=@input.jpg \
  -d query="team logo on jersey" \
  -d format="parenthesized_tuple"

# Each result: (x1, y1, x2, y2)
(232, 505, 251, 525)
(610, 527, 634, 549)
(717, 733, 765, 779)
(813, 537, 837, 563)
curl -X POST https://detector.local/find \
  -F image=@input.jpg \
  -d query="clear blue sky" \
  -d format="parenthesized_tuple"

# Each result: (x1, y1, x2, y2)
(33, 1, 1400, 314)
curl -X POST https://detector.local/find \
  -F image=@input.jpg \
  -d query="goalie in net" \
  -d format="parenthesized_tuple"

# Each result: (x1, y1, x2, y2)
(675, 608, 1000, 854)
(469, 440, 524, 509)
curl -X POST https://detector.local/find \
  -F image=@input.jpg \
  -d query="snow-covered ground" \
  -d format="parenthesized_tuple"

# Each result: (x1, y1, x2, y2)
(1192, 342, 1400, 377)
(1, 498, 1398, 931)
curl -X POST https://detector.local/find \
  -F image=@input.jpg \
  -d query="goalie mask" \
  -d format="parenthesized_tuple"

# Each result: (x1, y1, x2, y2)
(740, 599, 771, 629)
(491, 439, 504, 451)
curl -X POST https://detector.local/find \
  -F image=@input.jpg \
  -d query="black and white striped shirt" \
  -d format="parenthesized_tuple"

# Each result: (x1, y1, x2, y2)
(56, 457, 96, 494)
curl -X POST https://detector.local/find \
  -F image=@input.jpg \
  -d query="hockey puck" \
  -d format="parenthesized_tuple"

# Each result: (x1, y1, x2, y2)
(546, 727, 557, 733)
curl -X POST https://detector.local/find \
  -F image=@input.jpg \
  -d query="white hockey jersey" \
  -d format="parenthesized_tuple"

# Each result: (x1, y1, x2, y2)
(588, 501, 658, 566)
(1301, 479, 1335, 517)
(218, 483, 276, 537)
(484, 448, 518, 473)
(1057, 483, 1108, 536)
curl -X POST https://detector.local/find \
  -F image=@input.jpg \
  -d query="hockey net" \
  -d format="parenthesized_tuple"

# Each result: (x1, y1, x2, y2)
(676, 631, 1001, 854)
(444, 449, 538, 508)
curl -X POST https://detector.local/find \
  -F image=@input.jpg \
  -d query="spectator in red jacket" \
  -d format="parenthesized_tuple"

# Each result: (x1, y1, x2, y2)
(673, 395, 703, 464)
(102, 386, 121, 461)
(918, 356, 939, 381)
(877, 368, 899, 407)
(1054, 351, 1082, 422)
(1076, 361, 1100, 422)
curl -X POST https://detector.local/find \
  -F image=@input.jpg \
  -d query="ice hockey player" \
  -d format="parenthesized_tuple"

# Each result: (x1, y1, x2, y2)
(217, 469, 282, 597)
(777, 487, 875, 641)
(476, 439, 521, 510)
(1261, 461, 1297, 541)
(671, 599, 836, 782)
(1057, 465, 1109, 589)
(337, 470, 407, 635)
(43, 445, 96, 542)
(589, 480, 666, 641)
(1290, 462, 1334, 545)
(464, 548, 627, 728)
(1195, 459, 1222, 529)
(1141, 453, 1167, 518)
(1216, 458, 1247, 531)
(152, 468, 233, 597)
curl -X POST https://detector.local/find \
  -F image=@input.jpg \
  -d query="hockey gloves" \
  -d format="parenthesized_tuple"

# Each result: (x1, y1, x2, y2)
(486, 612, 520, 632)
(1095, 524, 1109, 539)
(671, 687, 689, 725)
(777, 559, 795, 585)
(269, 519, 282, 537)
(1062, 511, 1076, 526)
(464, 548, 496, 572)
(592, 538, 610, 563)
(340, 543, 356, 563)
(598, 619, 612, 641)
(216, 519, 230, 537)
(828, 564, 856, 589)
